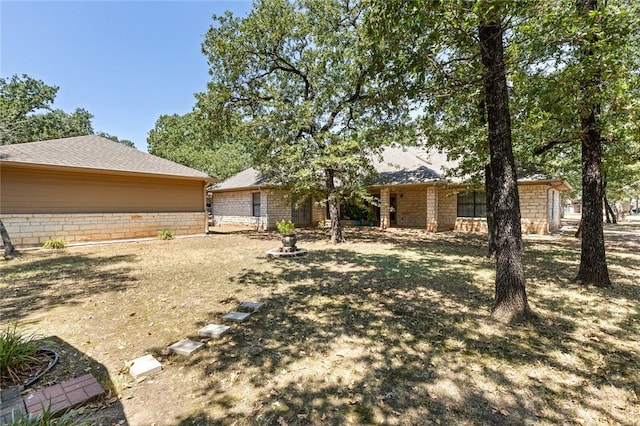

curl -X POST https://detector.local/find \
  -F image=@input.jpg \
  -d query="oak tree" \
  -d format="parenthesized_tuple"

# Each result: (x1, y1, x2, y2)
(200, 0, 412, 243)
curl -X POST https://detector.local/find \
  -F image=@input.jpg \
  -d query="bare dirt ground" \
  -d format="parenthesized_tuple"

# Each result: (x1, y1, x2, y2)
(1, 220, 639, 425)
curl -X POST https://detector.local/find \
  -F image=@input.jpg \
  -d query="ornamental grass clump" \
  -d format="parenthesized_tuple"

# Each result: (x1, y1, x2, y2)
(0, 324, 38, 384)
(42, 238, 66, 249)
(157, 229, 175, 240)
(7, 405, 83, 426)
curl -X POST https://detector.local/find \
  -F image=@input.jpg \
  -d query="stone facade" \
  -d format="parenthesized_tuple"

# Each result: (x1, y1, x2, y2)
(1, 212, 207, 247)
(393, 187, 429, 228)
(453, 184, 563, 235)
(211, 182, 565, 235)
(437, 188, 457, 231)
(212, 190, 265, 229)
(211, 189, 325, 230)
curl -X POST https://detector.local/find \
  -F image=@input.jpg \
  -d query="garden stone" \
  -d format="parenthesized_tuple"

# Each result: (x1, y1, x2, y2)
(239, 301, 265, 312)
(168, 339, 204, 356)
(129, 354, 162, 379)
(223, 311, 251, 322)
(198, 324, 230, 338)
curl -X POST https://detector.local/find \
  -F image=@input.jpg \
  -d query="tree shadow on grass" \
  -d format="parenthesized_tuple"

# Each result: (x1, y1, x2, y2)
(1, 253, 137, 321)
(142, 231, 639, 425)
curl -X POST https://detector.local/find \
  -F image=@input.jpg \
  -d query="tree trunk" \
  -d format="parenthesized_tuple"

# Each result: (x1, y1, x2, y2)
(604, 197, 612, 223)
(575, 219, 582, 238)
(479, 15, 532, 323)
(604, 195, 616, 224)
(325, 169, 344, 244)
(1, 219, 18, 258)
(575, 0, 611, 287)
(485, 163, 497, 258)
(602, 177, 616, 224)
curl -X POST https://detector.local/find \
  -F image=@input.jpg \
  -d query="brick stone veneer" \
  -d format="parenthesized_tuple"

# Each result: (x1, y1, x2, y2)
(0, 212, 207, 247)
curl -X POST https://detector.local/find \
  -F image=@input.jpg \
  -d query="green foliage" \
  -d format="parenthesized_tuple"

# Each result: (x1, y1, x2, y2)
(0, 74, 59, 145)
(343, 203, 368, 221)
(7, 405, 84, 426)
(199, 0, 415, 241)
(96, 131, 135, 148)
(367, 1, 640, 200)
(157, 229, 175, 240)
(0, 324, 38, 381)
(510, 0, 640, 200)
(276, 220, 296, 234)
(42, 238, 66, 249)
(147, 111, 251, 179)
(0, 73, 133, 147)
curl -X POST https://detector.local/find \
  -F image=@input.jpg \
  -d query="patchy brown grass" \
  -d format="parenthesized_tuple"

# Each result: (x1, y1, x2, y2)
(1, 222, 639, 425)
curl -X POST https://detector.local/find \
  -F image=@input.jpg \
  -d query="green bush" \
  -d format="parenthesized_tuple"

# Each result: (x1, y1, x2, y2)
(0, 324, 38, 382)
(276, 220, 295, 234)
(7, 405, 83, 425)
(42, 238, 66, 249)
(157, 229, 175, 240)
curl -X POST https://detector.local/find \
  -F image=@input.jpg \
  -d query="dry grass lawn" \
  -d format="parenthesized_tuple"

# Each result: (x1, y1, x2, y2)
(1, 221, 639, 425)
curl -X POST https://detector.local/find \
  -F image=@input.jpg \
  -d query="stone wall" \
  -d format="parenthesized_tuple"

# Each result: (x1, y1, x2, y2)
(211, 190, 265, 229)
(395, 187, 429, 227)
(519, 184, 550, 234)
(548, 188, 561, 232)
(1, 212, 207, 247)
(453, 184, 556, 235)
(454, 217, 489, 233)
(211, 189, 326, 231)
(437, 188, 457, 231)
(266, 191, 292, 230)
(425, 187, 438, 231)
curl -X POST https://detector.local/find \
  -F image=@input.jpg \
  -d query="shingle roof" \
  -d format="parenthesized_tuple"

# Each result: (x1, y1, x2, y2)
(0, 135, 211, 180)
(369, 145, 456, 185)
(211, 145, 457, 191)
(212, 167, 268, 190)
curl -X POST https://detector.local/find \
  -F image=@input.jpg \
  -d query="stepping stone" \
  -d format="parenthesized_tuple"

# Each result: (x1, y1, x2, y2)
(129, 354, 162, 379)
(198, 324, 230, 339)
(239, 301, 265, 312)
(168, 339, 204, 356)
(222, 311, 251, 322)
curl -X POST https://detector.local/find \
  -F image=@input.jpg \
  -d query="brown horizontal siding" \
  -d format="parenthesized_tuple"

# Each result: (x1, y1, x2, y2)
(1, 165, 205, 214)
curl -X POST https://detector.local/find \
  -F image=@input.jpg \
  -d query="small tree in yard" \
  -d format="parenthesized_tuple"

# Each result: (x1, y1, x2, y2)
(199, 0, 412, 243)
(1, 219, 18, 259)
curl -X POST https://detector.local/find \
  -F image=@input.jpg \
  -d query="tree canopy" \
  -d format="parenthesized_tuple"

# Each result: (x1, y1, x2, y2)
(199, 0, 413, 242)
(147, 111, 252, 180)
(0, 74, 135, 147)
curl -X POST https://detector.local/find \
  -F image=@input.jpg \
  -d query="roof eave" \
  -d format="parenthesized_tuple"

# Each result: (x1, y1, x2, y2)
(0, 160, 214, 182)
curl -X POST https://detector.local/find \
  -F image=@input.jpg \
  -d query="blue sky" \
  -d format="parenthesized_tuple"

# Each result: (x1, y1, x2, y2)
(1, 0, 252, 151)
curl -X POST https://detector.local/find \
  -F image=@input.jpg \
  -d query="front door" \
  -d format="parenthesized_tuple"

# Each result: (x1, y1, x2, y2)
(291, 198, 312, 226)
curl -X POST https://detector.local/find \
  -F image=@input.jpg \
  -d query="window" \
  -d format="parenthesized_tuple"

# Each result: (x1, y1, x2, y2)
(457, 191, 486, 218)
(252, 193, 261, 217)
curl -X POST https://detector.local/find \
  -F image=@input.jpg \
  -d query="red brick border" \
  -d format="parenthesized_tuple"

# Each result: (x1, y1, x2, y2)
(24, 373, 104, 417)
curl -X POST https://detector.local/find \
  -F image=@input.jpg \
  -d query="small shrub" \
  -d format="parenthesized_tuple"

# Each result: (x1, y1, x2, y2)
(42, 238, 66, 249)
(7, 405, 83, 425)
(0, 324, 38, 382)
(276, 220, 295, 234)
(157, 229, 175, 240)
